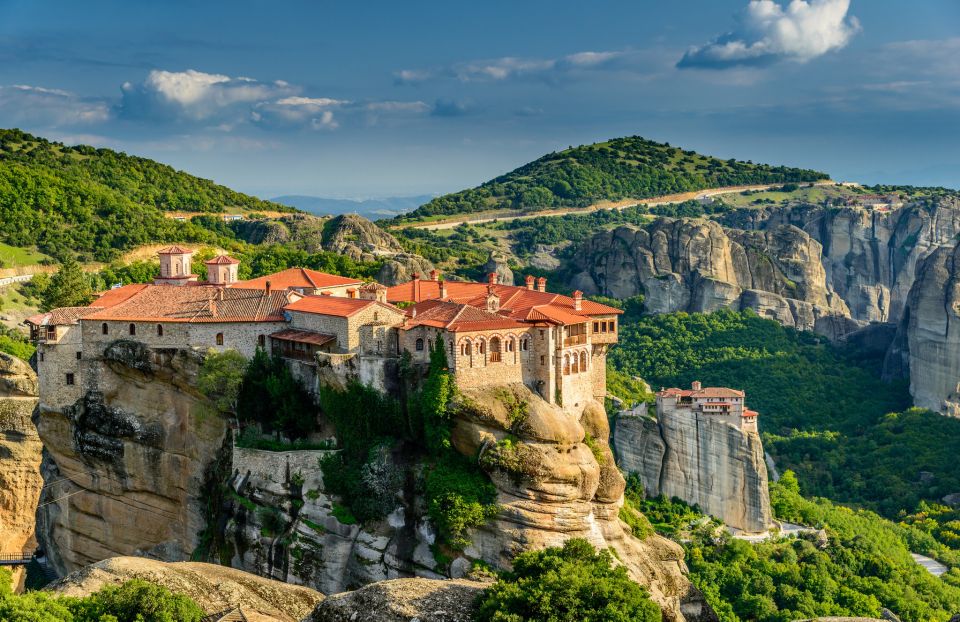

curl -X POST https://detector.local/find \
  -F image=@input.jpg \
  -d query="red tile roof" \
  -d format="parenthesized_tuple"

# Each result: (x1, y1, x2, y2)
(406, 300, 526, 332)
(270, 329, 337, 346)
(205, 255, 240, 265)
(284, 296, 391, 318)
(233, 268, 362, 291)
(657, 386, 746, 399)
(158, 245, 193, 255)
(743, 409, 759, 418)
(385, 279, 621, 327)
(94, 284, 150, 308)
(26, 307, 102, 327)
(85, 286, 292, 323)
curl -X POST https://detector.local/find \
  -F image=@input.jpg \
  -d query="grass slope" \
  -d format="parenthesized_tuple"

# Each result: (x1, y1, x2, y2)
(399, 136, 828, 221)
(0, 128, 293, 262)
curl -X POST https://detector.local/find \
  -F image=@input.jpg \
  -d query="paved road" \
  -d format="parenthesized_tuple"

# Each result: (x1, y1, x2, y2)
(400, 181, 838, 231)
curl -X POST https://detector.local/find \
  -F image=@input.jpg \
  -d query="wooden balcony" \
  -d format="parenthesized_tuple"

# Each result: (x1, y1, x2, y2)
(563, 334, 587, 347)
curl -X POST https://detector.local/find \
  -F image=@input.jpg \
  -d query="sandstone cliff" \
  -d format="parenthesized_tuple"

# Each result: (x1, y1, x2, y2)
(885, 244, 960, 416)
(568, 219, 850, 333)
(613, 410, 772, 533)
(0, 351, 41, 589)
(35, 343, 230, 575)
(306, 577, 485, 622)
(719, 198, 960, 324)
(46, 556, 322, 622)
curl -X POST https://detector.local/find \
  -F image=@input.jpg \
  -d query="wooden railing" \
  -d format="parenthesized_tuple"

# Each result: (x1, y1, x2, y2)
(563, 334, 587, 347)
(489, 352, 502, 363)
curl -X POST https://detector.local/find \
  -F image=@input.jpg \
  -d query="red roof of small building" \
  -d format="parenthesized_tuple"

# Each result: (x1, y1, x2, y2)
(743, 409, 759, 418)
(26, 307, 102, 327)
(204, 255, 240, 265)
(85, 286, 292, 323)
(657, 386, 746, 399)
(158, 245, 194, 255)
(405, 299, 526, 332)
(284, 296, 393, 318)
(233, 268, 362, 291)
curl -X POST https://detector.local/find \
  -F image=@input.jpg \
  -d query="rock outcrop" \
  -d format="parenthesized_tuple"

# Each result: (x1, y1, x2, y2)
(450, 384, 713, 621)
(613, 411, 772, 533)
(306, 578, 485, 622)
(568, 219, 850, 333)
(46, 556, 322, 622)
(376, 253, 436, 286)
(482, 251, 514, 285)
(35, 346, 230, 575)
(886, 244, 960, 415)
(0, 351, 41, 589)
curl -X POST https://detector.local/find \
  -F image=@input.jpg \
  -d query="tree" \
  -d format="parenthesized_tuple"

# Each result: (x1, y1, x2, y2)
(197, 349, 247, 413)
(65, 579, 204, 622)
(41, 257, 92, 311)
(476, 538, 661, 622)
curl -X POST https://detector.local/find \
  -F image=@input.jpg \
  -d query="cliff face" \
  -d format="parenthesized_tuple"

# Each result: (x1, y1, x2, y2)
(885, 244, 960, 416)
(719, 198, 960, 324)
(613, 411, 772, 533)
(35, 344, 229, 575)
(568, 219, 850, 332)
(0, 352, 41, 589)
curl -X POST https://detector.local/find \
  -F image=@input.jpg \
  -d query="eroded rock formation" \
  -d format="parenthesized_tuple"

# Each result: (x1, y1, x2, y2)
(46, 556, 322, 622)
(613, 411, 772, 533)
(568, 219, 850, 333)
(305, 577, 485, 622)
(0, 351, 41, 589)
(35, 346, 230, 575)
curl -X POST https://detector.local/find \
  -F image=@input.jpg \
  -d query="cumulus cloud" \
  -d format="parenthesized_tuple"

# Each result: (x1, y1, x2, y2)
(394, 49, 646, 84)
(678, 0, 860, 69)
(0, 85, 110, 126)
(119, 69, 297, 121)
(251, 96, 348, 130)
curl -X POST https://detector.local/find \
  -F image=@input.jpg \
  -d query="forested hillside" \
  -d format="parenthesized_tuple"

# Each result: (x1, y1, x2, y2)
(0, 129, 292, 261)
(399, 136, 828, 220)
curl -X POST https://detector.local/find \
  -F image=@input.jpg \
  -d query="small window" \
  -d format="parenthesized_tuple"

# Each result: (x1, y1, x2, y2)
(415, 338, 424, 351)
(593, 321, 599, 333)
(377, 340, 382, 352)
(216, 333, 224, 346)
(540, 355, 546, 366)
(76, 351, 82, 360)
(449, 340, 454, 355)
(102, 323, 108, 335)
(157, 324, 164, 337)
(258, 335, 265, 348)
(65, 373, 75, 386)
(374, 312, 379, 322)
(128, 323, 136, 336)
(539, 330, 545, 339)
(39, 352, 44, 362)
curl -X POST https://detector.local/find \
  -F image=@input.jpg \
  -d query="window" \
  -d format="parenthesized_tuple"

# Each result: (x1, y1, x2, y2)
(563, 354, 570, 376)
(571, 354, 579, 374)
(76, 351, 82, 360)
(593, 321, 599, 333)
(539, 330, 545, 339)
(65, 373, 75, 386)
(216, 333, 224, 346)
(489, 337, 502, 362)
(39, 352, 44, 362)
(374, 312, 379, 322)
(415, 338, 424, 351)
(478, 340, 485, 354)
(580, 351, 588, 371)
(102, 323, 109, 335)
(128, 323, 136, 336)
(157, 324, 164, 337)
(258, 335, 265, 348)
(377, 340, 382, 352)
(449, 340, 454, 355)
(540, 355, 545, 366)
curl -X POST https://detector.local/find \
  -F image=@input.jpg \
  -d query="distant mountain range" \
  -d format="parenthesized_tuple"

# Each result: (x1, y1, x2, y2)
(270, 194, 434, 220)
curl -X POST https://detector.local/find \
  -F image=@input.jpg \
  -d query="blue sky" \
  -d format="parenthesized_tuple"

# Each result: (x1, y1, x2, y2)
(1, 0, 958, 198)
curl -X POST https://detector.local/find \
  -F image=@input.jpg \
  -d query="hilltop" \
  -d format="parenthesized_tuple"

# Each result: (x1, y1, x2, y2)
(0, 129, 293, 262)
(397, 136, 828, 221)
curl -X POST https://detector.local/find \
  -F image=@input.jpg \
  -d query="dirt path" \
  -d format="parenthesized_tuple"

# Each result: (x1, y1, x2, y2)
(397, 181, 835, 231)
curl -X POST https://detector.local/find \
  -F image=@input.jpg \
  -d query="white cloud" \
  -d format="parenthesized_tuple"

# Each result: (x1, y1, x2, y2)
(678, 0, 860, 69)
(394, 49, 651, 84)
(0, 85, 110, 126)
(119, 69, 297, 121)
(365, 101, 430, 113)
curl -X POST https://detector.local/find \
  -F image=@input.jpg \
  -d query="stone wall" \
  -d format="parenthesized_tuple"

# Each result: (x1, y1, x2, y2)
(614, 410, 772, 533)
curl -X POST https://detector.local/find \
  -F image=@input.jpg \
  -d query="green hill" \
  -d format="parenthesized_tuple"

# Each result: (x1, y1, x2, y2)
(400, 136, 828, 221)
(0, 129, 293, 262)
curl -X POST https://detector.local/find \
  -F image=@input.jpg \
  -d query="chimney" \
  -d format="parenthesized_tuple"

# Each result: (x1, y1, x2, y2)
(412, 306, 417, 318)
(439, 279, 447, 299)
(573, 290, 583, 311)
(412, 272, 420, 281)
(429, 269, 439, 281)
(218, 288, 225, 301)
(691, 380, 702, 391)
(525, 274, 535, 290)
(488, 272, 497, 285)
(265, 280, 272, 295)
(536, 276, 547, 293)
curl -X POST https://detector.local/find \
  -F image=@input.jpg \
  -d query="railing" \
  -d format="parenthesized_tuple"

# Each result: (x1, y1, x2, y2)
(0, 553, 33, 566)
(563, 334, 587, 347)
(489, 352, 502, 363)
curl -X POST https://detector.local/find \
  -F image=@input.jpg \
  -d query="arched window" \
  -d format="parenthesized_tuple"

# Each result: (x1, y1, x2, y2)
(505, 337, 514, 352)
(415, 338, 424, 351)
(216, 333, 224, 346)
(461, 340, 472, 356)
(579, 351, 588, 371)
(449, 340, 455, 356)
(101, 323, 108, 335)
(489, 337, 501, 362)
(563, 353, 570, 375)
(373, 312, 379, 322)
(128, 323, 136, 336)
(157, 324, 163, 337)
(571, 353, 579, 373)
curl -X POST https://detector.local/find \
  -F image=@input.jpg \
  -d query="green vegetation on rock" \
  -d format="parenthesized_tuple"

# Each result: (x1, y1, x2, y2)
(475, 538, 661, 622)
(399, 136, 827, 220)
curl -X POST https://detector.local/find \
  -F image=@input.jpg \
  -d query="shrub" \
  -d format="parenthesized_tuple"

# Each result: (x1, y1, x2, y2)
(475, 538, 661, 622)
(425, 452, 500, 550)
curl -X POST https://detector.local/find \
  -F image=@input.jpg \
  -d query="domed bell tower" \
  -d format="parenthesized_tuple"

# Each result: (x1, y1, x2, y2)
(205, 255, 241, 286)
(155, 246, 198, 286)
